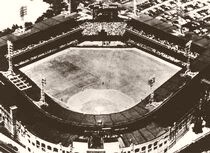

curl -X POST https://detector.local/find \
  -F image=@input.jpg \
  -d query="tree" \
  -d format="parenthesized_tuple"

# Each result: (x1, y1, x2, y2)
(25, 22, 33, 30)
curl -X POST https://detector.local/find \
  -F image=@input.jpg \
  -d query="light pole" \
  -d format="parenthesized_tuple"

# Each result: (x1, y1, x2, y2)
(148, 76, 156, 103)
(7, 40, 14, 74)
(40, 78, 46, 103)
(185, 40, 192, 73)
(20, 6, 27, 32)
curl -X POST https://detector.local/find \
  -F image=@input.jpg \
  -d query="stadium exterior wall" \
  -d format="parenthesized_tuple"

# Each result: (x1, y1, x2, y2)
(0, 104, 193, 153)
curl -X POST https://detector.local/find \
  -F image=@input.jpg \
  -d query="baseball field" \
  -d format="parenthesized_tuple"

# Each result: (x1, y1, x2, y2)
(20, 47, 181, 114)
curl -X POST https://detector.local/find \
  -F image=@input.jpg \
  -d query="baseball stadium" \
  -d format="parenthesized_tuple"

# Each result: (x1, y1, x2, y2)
(0, 0, 210, 153)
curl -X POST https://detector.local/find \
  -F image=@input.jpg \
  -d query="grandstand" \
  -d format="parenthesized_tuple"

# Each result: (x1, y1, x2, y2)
(0, 1, 210, 153)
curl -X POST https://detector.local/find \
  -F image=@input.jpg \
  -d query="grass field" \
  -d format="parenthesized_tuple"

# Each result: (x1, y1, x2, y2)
(20, 47, 181, 114)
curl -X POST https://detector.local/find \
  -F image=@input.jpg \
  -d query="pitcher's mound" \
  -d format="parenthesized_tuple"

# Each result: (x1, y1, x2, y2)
(67, 89, 135, 114)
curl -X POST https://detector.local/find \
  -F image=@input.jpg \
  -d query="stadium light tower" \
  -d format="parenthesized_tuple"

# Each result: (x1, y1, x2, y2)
(7, 40, 14, 74)
(148, 76, 156, 103)
(20, 6, 27, 32)
(185, 40, 192, 72)
(180, 39, 193, 77)
(40, 78, 46, 103)
(180, 32, 198, 78)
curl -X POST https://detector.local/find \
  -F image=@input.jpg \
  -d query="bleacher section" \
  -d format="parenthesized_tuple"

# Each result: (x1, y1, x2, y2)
(80, 22, 127, 36)
(2, 72, 32, 91)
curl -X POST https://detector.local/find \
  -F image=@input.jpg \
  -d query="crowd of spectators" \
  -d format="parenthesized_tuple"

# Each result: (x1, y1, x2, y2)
(16, 39, 78, 67)
(80, 22, 102, 35)
(126, 26, 199, 59)
(127, 39, 187, 67)
(103, 22, 127, 35)
(80, 22, 127, 35)
(10, 27, 81, 58)
(11, 21, 199, 67)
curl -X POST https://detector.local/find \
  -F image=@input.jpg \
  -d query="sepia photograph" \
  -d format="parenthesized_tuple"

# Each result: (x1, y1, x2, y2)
(0, 0, 210, 152)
